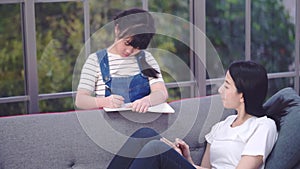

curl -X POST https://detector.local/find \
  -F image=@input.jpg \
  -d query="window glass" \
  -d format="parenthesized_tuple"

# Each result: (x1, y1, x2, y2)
(206, 0, 245, 69)
(72, 0, 144, 108)
(148, 1, 191, 99)
(0, 102, 27, 116)
(0, 4, 26, 115)
(268, 77, 294, 98)
(0, 1, 298, 115)
(148, 0, 189, 20)
(0, 4, 24, 97)
(251, 0, 296, 73)
(39, 97, 74, 113)
(89, 0, 142, 36)
(167, 86, 192, 101)
(35, 2, 84, 112)
(251, 0, 296, 95)
(205, 0, 245, 96)
(207, 80, 223, 96)
(88, 0, 142, 60)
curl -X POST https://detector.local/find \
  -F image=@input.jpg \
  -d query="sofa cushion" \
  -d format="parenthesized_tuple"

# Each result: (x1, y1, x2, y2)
(0, 111, 110, 169)
(264, 87, 300, 169)
(0, 110, 169, 169)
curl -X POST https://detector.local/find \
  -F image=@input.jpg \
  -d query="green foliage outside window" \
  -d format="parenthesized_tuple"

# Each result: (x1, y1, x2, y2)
(206, 0, 295, 95)
(0, 0, 296, 115)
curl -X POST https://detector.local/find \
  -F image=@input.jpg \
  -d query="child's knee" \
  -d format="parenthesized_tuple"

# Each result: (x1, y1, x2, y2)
(131, 127, 159, 138)
(137, 140, 170, 158)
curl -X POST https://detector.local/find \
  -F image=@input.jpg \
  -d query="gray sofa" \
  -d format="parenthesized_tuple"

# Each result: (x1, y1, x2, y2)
(0, 87, 299, 169)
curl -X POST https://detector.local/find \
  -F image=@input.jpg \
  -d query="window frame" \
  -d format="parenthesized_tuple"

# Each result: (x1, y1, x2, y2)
(0, 0, 299, 114)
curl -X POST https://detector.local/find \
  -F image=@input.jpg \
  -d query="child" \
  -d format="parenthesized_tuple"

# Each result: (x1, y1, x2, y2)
(76, 8, 168, 113)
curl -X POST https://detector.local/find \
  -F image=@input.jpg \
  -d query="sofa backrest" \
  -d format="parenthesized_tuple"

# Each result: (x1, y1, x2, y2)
(0, 88, 298, 169)
(0, 108, 179, 169)
(264, 87, 300, 169)
(0, 95, 231, 169)
(0, 111, 107, 169)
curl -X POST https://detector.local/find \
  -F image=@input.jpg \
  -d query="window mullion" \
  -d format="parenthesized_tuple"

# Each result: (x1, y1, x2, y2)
(22, 0, 39, 113)
(295, 0, 300, 93)
(245, 0, 251, 60)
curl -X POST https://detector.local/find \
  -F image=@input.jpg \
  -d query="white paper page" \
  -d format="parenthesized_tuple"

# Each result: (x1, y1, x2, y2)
(103, 102, 175, 113)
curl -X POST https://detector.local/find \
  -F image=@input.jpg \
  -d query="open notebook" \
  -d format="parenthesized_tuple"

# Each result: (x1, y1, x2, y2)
(103, 102, 175, 113)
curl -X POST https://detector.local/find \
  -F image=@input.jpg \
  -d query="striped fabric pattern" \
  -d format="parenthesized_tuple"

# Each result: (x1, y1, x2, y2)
(78, 50, 163, 96)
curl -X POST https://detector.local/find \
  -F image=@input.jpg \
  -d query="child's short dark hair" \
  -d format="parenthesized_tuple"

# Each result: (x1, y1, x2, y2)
(113, 8, 155, 49)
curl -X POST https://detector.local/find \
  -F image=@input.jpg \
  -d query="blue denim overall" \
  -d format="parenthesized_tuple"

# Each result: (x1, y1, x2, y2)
(96, 49, 150, 103)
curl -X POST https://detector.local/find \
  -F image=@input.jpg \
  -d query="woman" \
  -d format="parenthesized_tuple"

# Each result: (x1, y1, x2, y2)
(107, 60, 286, 169)
(75, 8, 168, 112)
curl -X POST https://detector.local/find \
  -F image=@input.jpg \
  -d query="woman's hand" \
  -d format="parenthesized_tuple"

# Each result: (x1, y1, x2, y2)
(105, 95, 124, 108)
(160, 137, 192, 160)
(160, 137, 183, 155)
(174, 138, 194, 164)
(160, 137, 210, 169)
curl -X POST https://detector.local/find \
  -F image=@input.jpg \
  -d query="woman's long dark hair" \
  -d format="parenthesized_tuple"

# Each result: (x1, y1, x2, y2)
(229, 60, 287, 130)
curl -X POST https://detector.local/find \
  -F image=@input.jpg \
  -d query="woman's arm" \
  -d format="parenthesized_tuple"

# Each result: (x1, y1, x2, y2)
(236, 155, 263, 169)
(200, 143, 211, 169)
(236, 118, 276, 169)
(75, 89, 124, 109)
(194, 166, 209, 169)
(131, 81, 168, 112)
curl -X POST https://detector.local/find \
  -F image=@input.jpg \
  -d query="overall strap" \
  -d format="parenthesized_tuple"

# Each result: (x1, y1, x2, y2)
(96, 49, 111, 83)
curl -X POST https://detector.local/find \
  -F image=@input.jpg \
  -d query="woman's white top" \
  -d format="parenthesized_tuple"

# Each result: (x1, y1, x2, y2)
(77, 50, 164, 96)
(205, 115, 278, 169)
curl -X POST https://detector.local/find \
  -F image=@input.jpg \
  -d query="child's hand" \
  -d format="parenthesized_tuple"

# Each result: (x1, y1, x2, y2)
(131, 97, 151, 113)
(105, 95, 124, 108)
